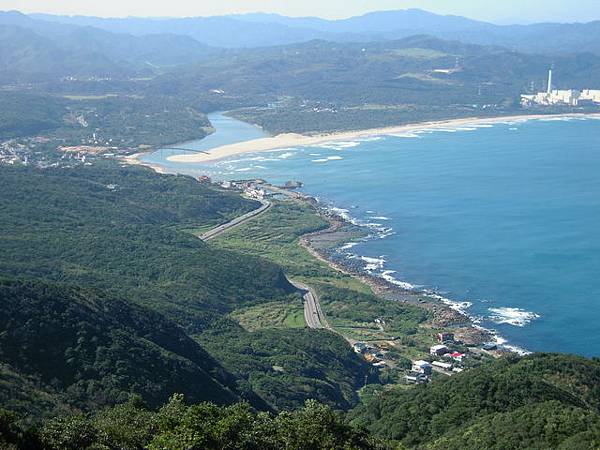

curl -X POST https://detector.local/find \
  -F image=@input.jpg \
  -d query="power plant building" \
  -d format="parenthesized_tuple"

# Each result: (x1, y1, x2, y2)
(521, 69, 600, 107)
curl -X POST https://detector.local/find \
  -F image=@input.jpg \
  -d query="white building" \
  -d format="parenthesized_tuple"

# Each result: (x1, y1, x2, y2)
(521, 69, 600, 107)
(580, 90, 600, 103)
(430, 344, 449, 356)
(412, 360, 432, 375)
(432, 361, 453, 371)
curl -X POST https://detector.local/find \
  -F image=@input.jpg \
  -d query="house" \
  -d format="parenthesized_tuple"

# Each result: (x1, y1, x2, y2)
(432, 361, 453, 371)
(405, 372, 429, 385)
(353, 342, 368, 354)
(437, 332, 454, 343)
(412, 360, 432, 375)
(363, 353, 381, 364)
(450, 352, 465, 362)
(430, 344, 449, 356)
(482, 343, 498, 351)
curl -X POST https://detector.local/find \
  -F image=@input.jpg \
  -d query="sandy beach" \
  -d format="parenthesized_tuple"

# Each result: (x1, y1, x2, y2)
(166, 113, 600, 164)
(123, 151, 170, 174)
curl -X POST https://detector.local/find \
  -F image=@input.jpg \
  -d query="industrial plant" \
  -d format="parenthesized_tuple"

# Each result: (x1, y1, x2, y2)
(521, 69, 600, 106)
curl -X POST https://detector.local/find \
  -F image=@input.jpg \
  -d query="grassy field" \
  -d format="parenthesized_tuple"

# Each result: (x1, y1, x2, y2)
(212, 200, 333, 277)
(230, 300, 306, 331)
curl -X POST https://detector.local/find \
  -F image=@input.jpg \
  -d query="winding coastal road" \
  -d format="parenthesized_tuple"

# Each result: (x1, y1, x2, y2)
(290, 280, 330, 330)
(200, 199, 271, 241)
(198, 196, 329, 330)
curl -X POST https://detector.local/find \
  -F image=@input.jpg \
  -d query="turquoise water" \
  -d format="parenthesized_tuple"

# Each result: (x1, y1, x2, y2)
(145, 114, 600, 356)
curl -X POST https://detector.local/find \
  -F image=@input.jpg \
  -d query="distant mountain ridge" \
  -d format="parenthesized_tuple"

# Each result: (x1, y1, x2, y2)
(0, 10, 217, 82)
(3, 8, 600, 83)
(13, 8, 600, 55)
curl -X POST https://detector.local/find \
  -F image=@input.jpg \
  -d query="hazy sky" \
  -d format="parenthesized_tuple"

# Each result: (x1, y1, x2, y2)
(3, 0, 600, 23)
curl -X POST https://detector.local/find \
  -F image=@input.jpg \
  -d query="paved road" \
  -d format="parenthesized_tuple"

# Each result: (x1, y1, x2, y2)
(199, 198, 330, 332)
(291, 280, 330, 329)
(200, 200, 271, 241)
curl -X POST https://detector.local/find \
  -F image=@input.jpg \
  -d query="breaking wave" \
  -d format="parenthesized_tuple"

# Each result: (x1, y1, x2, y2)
(312, 156, 343, 163)
(488, 307, 541, 327)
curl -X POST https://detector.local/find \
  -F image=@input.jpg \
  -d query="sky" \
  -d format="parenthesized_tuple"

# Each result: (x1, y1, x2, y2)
(2, 0, 600, 23)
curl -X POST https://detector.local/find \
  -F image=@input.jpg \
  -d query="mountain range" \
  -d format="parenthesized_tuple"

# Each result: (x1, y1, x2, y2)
(3, 8, 600, 85)
(6, 9, 600, 55)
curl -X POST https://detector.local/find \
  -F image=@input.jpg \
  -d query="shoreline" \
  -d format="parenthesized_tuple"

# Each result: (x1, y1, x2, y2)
(165, 112, 600, 164)
(299, 200, 498, 349)
(123, 111, 600, 354)
(123, 151, 170, 174)
(123, 142, 497, 348)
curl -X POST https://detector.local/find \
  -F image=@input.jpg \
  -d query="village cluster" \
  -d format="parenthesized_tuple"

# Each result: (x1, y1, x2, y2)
(0, 135, 125, 168)
(353, 331, 499, 384)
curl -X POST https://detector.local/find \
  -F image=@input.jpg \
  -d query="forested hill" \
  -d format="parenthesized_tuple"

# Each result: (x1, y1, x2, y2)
(349, 353, 600, 448)
(0, 163, 371, 415)
(0, 12, 217, 82)
(0, 278, 245, 414)
(0, 164, 293, 328)
(2, 353, 600, 448)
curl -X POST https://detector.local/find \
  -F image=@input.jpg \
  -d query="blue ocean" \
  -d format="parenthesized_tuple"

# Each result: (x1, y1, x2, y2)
(143, 114, 600, 356)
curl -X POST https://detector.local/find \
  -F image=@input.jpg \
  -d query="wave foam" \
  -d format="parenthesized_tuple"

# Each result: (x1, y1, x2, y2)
(370, 216, 390, 221)
(391, 132, 422, 138)
(539, 117, 574, 122)
(339, 242, 359, 251)
(358, 136, 383, 142)
(427, 292, 473, 315)
(494, 335, 531, 355)
(312, 156, 343, 163)
(488, 307, 540, 327)
(360, 255, 386, 271)
(316, 141, 361, 150)
(381, 270, 416, 290)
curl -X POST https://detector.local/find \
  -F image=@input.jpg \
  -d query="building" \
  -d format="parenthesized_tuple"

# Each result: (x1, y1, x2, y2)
(353, 342, 368, 354)
(405, 372, 429, 384)
(412, 360, 433, 375)
(430, 344, 449, 356)
(450, 352, 465, 362)
(437, 332, 454, 343)
(521, 69, 600, 107)
(580, 90, 600, 104)
(432, 361, 453, 371)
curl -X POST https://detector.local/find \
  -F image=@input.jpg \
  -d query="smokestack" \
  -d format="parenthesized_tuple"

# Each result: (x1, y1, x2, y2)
(547, 69, 553, 94)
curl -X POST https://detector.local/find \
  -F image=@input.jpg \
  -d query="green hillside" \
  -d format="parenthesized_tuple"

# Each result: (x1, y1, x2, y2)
(349, 353, 600, 448)
(0, 92, 66, 140)
(0, 279, 242, 414)
(1, 396, 387, 450)
(3, 354, 600, 449)
(0, 163, 371, 413)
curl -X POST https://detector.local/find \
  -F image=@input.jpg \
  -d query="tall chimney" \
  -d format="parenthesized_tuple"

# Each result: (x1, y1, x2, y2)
(547, 69, 553, 94)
